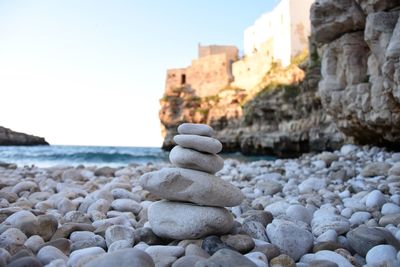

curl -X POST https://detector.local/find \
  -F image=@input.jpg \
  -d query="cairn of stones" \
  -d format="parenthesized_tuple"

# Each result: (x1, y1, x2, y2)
(140, 123, 244, 239)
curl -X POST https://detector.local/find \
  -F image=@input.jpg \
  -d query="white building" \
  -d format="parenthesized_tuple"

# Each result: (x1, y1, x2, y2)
(243, 0, 314, 67)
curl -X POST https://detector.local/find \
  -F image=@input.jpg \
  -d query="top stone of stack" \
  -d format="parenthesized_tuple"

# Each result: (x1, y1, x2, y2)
(177, 123, 214, 137)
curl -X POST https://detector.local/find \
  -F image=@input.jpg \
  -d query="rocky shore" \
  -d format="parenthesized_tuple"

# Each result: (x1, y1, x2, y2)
(0, 127, 48, 146)
(0, 144, 399, 266)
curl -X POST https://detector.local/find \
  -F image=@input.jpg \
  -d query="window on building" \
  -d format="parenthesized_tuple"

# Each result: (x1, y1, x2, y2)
(181, 74, 186, 85)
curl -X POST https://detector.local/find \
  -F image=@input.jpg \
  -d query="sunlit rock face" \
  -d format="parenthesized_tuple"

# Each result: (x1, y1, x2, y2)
(311, 0, 400, 148)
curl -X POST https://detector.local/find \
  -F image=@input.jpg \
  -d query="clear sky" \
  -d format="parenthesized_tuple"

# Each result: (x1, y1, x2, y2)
(0, 0, 279, 147)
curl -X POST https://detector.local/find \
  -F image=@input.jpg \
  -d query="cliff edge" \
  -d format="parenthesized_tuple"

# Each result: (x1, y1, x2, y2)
(0, 126, 49, 146)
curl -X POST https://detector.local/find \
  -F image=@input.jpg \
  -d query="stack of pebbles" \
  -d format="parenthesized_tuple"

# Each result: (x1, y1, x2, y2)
(140, 123, 244, 239)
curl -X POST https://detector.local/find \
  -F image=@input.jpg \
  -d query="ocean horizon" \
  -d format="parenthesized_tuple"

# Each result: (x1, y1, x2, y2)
(0, 145, 275, 168)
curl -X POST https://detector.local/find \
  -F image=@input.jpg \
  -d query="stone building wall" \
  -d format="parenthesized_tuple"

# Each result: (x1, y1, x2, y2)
(232, 41, 274, 90)
(244, 0, 313, 67)
(165, 68, 187, 94)
(164, 45, 238, 98)
(198, 44, 238, 62)
(187, 53, 234, 97)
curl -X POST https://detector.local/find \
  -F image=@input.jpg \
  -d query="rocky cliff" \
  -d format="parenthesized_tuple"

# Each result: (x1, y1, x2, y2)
(160, 0, 400, 156)
(311, 0, 400, 149)
(160, 59, 346, 157)
(0, 126, 49, 146)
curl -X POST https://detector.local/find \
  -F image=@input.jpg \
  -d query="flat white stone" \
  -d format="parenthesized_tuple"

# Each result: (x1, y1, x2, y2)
(148, 200, 234, 240)
(286, 204, 313, 225)
(68, 247, 105, 267)
(105, 225, 135, 247)
(311, 209, 350, 236)
(140, 168, 244, 207)
(266, 219, 313, 261)
(381, 203, 400, 215)
(366, 245, 398, 266)
(177, 123, 214, 136)
(349, 211, 371, 227)
(365, 190, 386, 209)
(83, 248, 155, 267)
(169, 146, 224, 174)
(314, 250, 353, 267)
(174, 134, 222, 154)
(37, 246, 68, 265)
(316, 229, 337, 243)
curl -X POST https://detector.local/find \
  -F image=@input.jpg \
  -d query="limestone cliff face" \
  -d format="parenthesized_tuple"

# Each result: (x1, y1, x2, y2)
(159, 63, 346, 157)
(311, 0, 400, 149)
(0, 126, 49, 146)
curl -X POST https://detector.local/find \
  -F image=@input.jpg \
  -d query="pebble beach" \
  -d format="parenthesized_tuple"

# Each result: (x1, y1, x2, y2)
(0, 143, 399, 267)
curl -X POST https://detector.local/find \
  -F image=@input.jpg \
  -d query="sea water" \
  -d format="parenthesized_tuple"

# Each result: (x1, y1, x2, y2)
(0, 145, 274, 168)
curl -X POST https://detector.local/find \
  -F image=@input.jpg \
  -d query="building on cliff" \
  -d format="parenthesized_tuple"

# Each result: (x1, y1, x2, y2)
(243, 0, 314, 66)
(164, 0, 314, 97)
(165, 44, 238, 98)
(233, 0, 314, 90)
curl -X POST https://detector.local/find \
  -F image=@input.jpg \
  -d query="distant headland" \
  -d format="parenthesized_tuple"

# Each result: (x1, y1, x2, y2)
(0, 126, 49, 146)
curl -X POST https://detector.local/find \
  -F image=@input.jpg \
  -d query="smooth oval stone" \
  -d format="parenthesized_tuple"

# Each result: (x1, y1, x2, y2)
(201, 236, 234, 256)
(5, 211, 39, 238)
(366, 244, 398, 266)
(244, 252, 268, 267)
(68, 247, 105, 267)
(140, 168, 244, 207)
(241, 220, 269, 242)
(83, 248, 154, 267)
(169, 146, 224, 174)
(36, 215, 58, 241)
(134, 228, 162, 245)
(145, 245, 184, 264)
(111, 199, 142, 214)
(172, 255, 205, 267)
(185, 244, 210, 258)
(270, 254, 295, 267)
(314, 250, 353, 267)
(39, 238, 71, 256)
(37, 246, 68, 265)
(174, 134, 222, 154)
(148, 201, 234, 240)
(365, 190, 386, 209)
(108, 240, 132, 252)
(177, 123, 214, 137)
(24, 235, 45, 254)
(0, 228, 27, 255)
(346, 226, 400, 257)
(51, 223, 95, 241)
(220, 234, 255, 254)
(195, 248, 257, 267)
(70, 231, 105, 251)
(105, 225, 135, 247)
(7, 256, 43, 267)
(266, 219, 313, 261)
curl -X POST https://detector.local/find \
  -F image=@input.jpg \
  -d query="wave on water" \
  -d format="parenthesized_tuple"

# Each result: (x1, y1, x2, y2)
(0, 145, 170, 167)
(0, 145, 275, 168)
